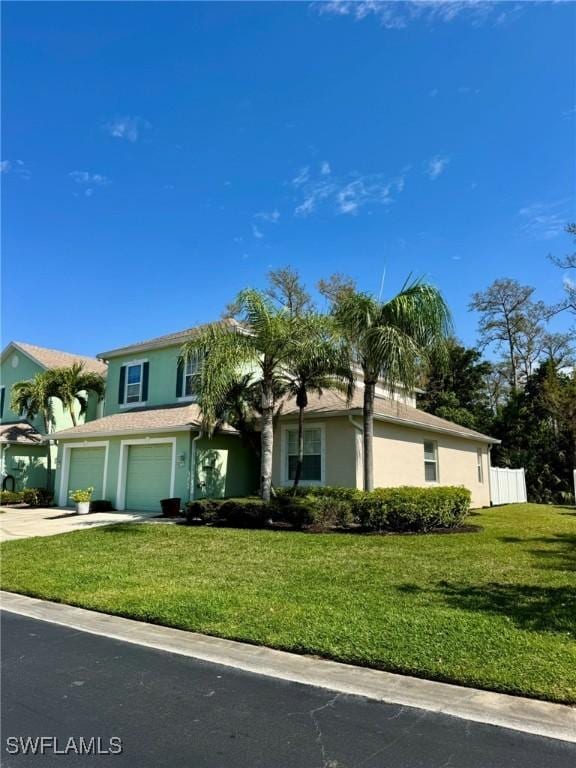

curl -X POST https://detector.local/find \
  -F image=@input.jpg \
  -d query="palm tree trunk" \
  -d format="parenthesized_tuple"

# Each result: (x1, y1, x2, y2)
(70, 404, 77, 427)
(363, 380, 375, 491)
(293, 404, 305, 491)
(43, 409, 53, 493)
(260, 381, 274, 502)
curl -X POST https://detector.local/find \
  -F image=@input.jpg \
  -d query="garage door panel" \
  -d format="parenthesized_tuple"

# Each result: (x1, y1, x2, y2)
(125, 444, 172, 512)
(67, 447, 105, 503)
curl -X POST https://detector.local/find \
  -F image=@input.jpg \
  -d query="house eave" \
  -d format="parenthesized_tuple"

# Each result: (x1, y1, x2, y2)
(46, 425, 197, 441)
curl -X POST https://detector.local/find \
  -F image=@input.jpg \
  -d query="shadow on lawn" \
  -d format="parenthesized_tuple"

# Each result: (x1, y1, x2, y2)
(497, 533, 576, 572)
(397, 581, 575, 635)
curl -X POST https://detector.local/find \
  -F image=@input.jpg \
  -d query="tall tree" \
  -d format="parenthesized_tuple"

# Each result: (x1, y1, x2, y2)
(181, 290, 296, 502)
(418, 338, 493, 431)
(317, 273, 357, 306)
(11, 373, 57, 491)
(265, 266, 312, 317)
(283, 314, 354, 489)
(549, 223, 576, 316)
(48, 363, 105, 427)
(334, 279, 451, 491)
(470, 278, 543, 391)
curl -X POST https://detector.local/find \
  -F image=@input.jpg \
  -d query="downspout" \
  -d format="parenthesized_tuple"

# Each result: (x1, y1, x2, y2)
(190, 429, 202, 501)
(348, 414, 363, 491)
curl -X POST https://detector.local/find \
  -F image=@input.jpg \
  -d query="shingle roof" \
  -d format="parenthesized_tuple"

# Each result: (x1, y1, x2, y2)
(10, 342, 107, 375)
(49, 403, 237, 440)
(0, 421, 44, 445)
(98, 318, 242, 359)
(279, 389, 499, 443)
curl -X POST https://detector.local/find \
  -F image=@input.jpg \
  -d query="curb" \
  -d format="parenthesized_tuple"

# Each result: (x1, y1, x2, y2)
(1, 590, 575, 744)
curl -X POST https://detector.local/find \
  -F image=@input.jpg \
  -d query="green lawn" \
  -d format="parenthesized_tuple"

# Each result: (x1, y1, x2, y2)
(1, 503, 575, 703)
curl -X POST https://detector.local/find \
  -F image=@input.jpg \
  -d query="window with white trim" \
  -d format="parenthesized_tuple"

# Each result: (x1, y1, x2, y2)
(126, 363, 143, 404)
(477, 448, 484, 483)
(184, 355, 202, 397)
(286, 427, 322, 483)
(424, 441, 438, 482)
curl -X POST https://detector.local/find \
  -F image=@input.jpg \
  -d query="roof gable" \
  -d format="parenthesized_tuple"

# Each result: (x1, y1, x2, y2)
(2, 342, 106, 376)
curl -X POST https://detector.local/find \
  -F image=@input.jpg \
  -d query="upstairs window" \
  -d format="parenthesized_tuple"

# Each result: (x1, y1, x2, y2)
(424, 441, 438, 482)
(126, 363, 143, 403)
(118, 360, 149, 406)
(285, 427, 323, 483)
(184, 355, 202, 397)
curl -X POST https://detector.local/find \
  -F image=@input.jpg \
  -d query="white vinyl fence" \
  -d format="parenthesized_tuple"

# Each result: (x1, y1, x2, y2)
(490, 467, 527, 505)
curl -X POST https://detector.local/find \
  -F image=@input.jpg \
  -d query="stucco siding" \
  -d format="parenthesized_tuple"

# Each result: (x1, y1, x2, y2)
(55, 431, 258, 509)
(371, 421, 491, 508)
(272, 416, 357, 488)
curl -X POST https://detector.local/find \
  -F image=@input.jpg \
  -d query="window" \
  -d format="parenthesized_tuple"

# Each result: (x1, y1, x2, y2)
(424, 441, 438, 482)
(286, 427, 323, 483)
(126, 363, 143, 403)
(184, 355, 201, 397)
(477, 449, 484, 483)
(0, 386, 5, 419)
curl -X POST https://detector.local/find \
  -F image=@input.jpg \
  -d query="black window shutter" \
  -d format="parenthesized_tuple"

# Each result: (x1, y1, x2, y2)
(118, 366, 126, 404)
(176, 359, 184, 397)
(141, 362, 149, 401)
(0, 387, 5, 419)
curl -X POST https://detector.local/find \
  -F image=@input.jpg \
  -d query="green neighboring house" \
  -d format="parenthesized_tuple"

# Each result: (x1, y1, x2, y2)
(0, 342, 106, 491)
(48, 322, 498, 512)
(49, 324, 259, 510)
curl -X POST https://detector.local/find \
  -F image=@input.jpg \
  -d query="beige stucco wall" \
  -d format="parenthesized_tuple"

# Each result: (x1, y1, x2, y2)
(272, 415, 491, 508)
(272, 416, 358, 488)
(371, 421, 491, 508)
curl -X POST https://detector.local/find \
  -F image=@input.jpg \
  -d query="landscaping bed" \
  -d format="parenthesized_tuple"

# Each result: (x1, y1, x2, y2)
(1, 503, 574, 703)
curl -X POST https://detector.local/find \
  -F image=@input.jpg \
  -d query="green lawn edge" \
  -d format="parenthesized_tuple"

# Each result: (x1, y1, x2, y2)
(1, 503, 575, 704)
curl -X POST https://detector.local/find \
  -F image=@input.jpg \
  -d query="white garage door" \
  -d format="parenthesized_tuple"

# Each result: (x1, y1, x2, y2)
(67, 447, 106, 504)
(124, 443, 172, 512)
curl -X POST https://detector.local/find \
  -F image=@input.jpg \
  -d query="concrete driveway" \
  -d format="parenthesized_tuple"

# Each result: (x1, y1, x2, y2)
(0, 506, 158, 542)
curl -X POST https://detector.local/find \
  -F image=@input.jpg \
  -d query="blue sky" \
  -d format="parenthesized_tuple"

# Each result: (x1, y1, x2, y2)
(2, 1, 574, 357)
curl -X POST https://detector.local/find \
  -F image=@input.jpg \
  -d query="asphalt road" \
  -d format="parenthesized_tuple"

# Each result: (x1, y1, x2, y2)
(1, 611, 574, 767)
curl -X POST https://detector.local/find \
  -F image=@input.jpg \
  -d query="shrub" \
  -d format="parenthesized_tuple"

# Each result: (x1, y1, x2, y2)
(308, 496, 355, 530)
(185, 499, 222, 525)
(185, 497, 272, 528)
(69, 486, 94, 504)
(0, 490, 24, 505)
(21, 488, 53, 507)
(90, 499, 115, 512)
(361, 486, 471, 532)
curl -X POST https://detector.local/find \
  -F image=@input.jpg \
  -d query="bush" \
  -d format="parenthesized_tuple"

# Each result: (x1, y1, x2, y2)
(90, 499, 115, 512)
(0, 490, 24, 505)
(185, 497, 272, 528)
(308, 496, 355, 531)
(360, 486, 471, 532)
(21, 488, 53, 507)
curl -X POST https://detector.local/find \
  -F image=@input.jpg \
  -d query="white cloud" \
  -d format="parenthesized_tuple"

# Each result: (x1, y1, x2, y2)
(69, 171, 110, 196)
(426, 155, 449, 180)
(321, 161, 331, 175)
(314, 1, 506, 29)
(518, 200, 569, 240)
(1, 159, 31, 179)
(293, 164, 406, 218)
(255, 209, 280, 223)
(104, 116, 150, 143)
(252, 224, 264, 239)
(292, 166, 310, 187)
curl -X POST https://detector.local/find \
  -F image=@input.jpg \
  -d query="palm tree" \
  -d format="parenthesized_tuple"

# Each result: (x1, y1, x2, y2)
(283, 314, 354, 489)
(181, 289, 297, 502)
(333, 278, 452, 491)
(49, 362, 105, 427)
(11, 372, 57, 491)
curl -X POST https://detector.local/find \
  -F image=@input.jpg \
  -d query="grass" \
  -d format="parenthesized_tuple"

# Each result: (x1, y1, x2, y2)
(1, 503, 575, 703)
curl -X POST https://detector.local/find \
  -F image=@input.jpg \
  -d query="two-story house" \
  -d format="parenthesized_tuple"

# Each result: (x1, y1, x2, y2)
(48, 322, 498, 510)
(0, 342, 107, 491)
